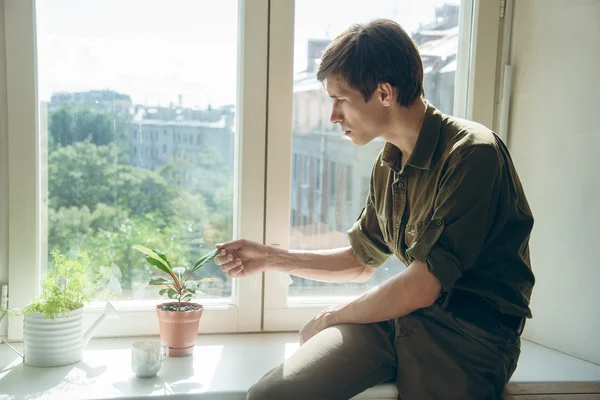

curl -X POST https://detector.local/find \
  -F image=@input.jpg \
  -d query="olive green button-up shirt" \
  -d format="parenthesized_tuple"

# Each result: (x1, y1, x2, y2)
(348, 102, 535, 318)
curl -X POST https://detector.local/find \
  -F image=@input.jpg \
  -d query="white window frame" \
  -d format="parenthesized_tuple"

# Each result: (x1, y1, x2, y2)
(3, 0, 268, 340)
(262, 0, 502, 331)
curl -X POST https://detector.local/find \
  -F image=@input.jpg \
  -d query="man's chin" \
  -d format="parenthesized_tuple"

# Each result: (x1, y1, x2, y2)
(348, 135, 370, 147)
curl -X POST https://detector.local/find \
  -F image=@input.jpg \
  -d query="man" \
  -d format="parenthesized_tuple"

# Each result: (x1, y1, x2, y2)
(215, 19, 535, 400)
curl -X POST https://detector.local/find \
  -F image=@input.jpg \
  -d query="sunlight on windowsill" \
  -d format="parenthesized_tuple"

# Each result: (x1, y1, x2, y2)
(87, 298, 234, 312)
(2, 332, 600, 400)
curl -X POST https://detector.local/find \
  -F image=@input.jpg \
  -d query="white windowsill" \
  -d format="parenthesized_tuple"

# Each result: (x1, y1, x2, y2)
(1, 333, 600, 400)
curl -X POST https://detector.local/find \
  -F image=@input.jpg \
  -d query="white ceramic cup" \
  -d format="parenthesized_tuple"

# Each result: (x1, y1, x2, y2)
(131, 340, 169, 378)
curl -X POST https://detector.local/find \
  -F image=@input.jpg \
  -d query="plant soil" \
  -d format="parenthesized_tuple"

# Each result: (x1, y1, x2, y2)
(159, 303, 203, 312)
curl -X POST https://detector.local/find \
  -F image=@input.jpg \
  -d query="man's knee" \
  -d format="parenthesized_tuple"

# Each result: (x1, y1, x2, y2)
(246, 369, 313, 400)
(246, 377, 289, 400)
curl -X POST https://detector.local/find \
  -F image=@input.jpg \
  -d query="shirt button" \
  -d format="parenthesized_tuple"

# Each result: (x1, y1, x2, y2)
(397, 182, 405, 188)
(436, 220, 443, 226)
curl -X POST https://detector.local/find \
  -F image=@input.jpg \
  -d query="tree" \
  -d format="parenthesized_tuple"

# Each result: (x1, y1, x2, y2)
(158, 145, 231, 202)
(49, 105, 129, 162)
(46, 105, 235, 297)
(87, 214, 168, 292)
(47, 206, 94, 258)
(209, 183, 234, 245)
(48, 140, 175, 217)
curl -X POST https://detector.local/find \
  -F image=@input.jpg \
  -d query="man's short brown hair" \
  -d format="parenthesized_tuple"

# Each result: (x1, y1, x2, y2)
(317, 19, 424, 107)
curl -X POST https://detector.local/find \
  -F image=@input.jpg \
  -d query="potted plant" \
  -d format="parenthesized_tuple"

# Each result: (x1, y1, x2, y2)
(16, 250, 117, 367)
(133, 245, 219, 357)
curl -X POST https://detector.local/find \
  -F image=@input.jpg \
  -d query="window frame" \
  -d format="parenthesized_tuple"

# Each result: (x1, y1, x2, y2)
(1, 0, 505, 338)
(262, 0, 501, 331)
(3, 0, 268, 340)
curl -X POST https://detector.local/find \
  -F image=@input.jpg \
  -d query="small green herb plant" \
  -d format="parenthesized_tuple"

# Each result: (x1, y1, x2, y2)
(22, 249, 112, 319)
(133, 245, 219, 311)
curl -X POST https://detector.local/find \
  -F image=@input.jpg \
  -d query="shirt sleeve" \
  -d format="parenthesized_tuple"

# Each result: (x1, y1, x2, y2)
(347, 166, 392, 268)
(406, 145, 501, 291)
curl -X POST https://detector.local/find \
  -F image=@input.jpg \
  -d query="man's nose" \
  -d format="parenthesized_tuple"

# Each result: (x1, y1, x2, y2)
(330, 107, 342, 124)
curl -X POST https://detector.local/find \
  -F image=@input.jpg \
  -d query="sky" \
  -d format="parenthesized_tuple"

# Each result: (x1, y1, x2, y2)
(36, 0, 459, 109)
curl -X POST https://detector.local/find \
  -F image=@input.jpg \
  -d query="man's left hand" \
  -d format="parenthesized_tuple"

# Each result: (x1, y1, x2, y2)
(299, 304, 345, 345)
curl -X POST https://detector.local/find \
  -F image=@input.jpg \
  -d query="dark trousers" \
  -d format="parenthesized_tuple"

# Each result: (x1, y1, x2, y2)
(247, 293, 522, 400)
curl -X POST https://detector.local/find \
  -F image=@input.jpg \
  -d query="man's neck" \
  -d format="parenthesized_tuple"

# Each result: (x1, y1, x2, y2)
(380, 98, 427, 164)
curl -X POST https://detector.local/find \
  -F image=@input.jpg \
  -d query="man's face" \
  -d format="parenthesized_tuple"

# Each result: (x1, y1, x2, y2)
(325, 75, 390, 146)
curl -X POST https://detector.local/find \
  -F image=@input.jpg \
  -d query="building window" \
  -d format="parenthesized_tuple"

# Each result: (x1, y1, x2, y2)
(315, 159, 321, 191)
(329, 161, 337, 198)
(292, 154, 298, 183)
(345, 166, 353, 202)
(301, 156, 309, 185)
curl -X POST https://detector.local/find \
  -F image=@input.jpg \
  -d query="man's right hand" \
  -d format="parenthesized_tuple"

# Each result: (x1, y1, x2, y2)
(215, 239, 270, 278)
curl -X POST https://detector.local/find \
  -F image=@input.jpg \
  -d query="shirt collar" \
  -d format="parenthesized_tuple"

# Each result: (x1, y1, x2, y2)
(381, 101, 442, 172)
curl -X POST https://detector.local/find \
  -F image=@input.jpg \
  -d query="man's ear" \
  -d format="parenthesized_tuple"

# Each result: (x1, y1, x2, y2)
(377, 83, 395, 107)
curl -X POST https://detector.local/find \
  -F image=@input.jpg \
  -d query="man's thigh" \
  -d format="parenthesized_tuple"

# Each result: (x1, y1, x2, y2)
(247, 321, 397, 400)
(395, 304, 520, 400)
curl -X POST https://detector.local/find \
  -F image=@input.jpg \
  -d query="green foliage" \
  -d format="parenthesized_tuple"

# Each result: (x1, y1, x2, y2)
(22, 250, 112, 319)
(209, 183, 234, 245)
(134, 245, 219, 311)
(49, 104, 129, 160)
(0, 308, 14, 321)
(45, 104, 233, 299)
(48, 141, 175, 215)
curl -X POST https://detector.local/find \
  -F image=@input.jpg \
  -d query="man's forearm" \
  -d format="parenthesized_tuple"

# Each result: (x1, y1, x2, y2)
(330, 259, 442, 325)
(266, 246, 372, 283)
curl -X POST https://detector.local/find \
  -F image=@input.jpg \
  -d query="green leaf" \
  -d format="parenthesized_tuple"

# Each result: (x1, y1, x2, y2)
(159, 288, 169, 296)
(146, 257, 171, 275)
(167, 288, 179, 299)
(133, 245, 172, 275)
(182, 294, 192, 302)
(149, 277, 171, 286)
(154, 250, 174, 270)
(192, 248, 219, 274)
(172, 267, 186, 276)
(184, 281, 197, 294)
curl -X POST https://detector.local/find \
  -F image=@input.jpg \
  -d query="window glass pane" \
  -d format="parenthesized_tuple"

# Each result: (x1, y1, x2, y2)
(289, 0, 462, 297)
(36, 0, 238, 301)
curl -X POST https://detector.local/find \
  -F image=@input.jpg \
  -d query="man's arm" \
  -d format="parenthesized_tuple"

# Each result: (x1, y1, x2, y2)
(215, 240, 375, 282)
(299, 144, 502, 343)
(268, 246, 374, 283)
(330, 259, 441, 325)
(298, 258, 441, 344)
(330, 145, 502, 325)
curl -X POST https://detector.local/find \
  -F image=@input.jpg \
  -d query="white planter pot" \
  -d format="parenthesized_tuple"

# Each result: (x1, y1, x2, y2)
(23, 307, 84, 367)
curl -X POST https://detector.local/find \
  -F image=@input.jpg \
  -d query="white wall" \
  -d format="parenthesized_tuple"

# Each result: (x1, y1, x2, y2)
(508, 0, 600, 365)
